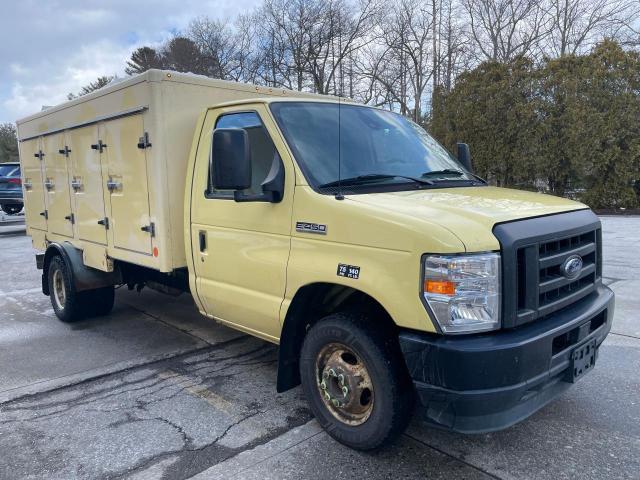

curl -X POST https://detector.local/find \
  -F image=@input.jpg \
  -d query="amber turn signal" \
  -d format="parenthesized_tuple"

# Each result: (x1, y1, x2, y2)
(425, 280, 456, 296)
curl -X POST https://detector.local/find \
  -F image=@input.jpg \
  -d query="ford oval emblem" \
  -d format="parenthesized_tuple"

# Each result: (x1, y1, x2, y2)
(561, 255, 583, 280)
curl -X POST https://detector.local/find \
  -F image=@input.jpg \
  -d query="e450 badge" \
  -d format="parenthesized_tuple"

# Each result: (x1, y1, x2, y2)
(337, 264, 360, 279)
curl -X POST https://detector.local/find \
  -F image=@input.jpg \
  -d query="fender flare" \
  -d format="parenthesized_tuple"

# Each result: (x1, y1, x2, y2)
(42, 242, 120, 295)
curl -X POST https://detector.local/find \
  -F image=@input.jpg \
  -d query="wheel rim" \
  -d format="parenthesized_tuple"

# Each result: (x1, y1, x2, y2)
(315, 342, 374, 426)
(52, 269, 66, 311)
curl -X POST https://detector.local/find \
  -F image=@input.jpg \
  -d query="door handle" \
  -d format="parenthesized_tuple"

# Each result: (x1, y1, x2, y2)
(199, 230, 207, 252)
(106, 179, 122, 192)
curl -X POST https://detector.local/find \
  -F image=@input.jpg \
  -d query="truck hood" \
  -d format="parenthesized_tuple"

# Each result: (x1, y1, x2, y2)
(348, 186, 587, 252)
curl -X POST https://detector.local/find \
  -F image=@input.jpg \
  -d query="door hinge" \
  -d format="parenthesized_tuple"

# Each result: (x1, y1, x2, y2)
(137, 132, 152, 149)
(39, 210, 48, 219)
(91, 140, 107, 153)
(34, 150, 45, 160)
(65, 213, 75, 224)
(141, 222, 155, 237)
(97, 217, 109, 229)
(58, 146, 72, 157)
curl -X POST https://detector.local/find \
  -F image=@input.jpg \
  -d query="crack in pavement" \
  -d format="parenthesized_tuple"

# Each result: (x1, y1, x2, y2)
(0, 335, 312, 480)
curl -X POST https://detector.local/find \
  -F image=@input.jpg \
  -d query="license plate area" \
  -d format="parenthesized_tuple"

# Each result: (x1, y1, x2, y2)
(566, 338, 597, 383)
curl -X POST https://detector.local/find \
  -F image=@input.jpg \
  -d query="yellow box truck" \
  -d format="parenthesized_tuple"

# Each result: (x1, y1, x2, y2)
(16, 70, 614, 449)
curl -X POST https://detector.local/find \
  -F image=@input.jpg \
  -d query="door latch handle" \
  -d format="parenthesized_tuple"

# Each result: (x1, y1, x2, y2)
(65, 213, 75, 224)
(199, 230, 207, 252)
(58, 146, 72, 156)
(91, 140, 107, 153)
(39, 210, 48, 219)
(106, 179, 122, 191)
(137, 132, 152, 149)
(71, 178, 83, 191)
(44, 178, 55, 191)
(97, 217, 109, 229)
(141, 223, 155, 237)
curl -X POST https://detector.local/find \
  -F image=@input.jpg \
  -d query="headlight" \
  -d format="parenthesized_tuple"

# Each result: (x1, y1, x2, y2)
(422, 253, 501, 334)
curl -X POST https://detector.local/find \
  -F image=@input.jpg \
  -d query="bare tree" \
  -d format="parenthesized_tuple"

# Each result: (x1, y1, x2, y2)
(360, 0, 435, 121)
(188, 17, 242, 79)
(305, 0, 379, 95)
(542, 0, 640, 57)
(462, 0, 548, 62)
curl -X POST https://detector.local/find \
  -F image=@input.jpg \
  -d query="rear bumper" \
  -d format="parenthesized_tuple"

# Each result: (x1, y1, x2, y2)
(399, 284, 614, 433)
(0, 193, 23, 203)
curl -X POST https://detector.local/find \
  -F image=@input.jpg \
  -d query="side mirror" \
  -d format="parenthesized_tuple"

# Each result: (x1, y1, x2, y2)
(456, 142, 473, 172)
(211, 128, 251, 190)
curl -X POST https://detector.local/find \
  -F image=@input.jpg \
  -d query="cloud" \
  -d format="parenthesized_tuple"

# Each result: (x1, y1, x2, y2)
(0, 0, 259, 123)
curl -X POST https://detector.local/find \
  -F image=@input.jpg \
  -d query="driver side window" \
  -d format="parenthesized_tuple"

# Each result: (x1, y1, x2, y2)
(207, 112, 277, 198)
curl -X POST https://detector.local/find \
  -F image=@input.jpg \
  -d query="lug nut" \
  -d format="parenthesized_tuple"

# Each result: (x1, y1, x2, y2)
(338, 374, 345, 385)
(320, 380, 327, 390)
(342, 386, 348, 396)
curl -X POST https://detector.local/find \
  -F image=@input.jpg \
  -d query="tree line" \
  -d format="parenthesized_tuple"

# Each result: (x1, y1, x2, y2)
(6, 0, 640, 208)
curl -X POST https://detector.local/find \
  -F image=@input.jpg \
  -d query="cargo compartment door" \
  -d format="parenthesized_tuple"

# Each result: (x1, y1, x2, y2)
(102, 115, 152, 254)
(20, 137, 47, 231)
(68, 125, 108, 245)
(43, 133, 73, 237)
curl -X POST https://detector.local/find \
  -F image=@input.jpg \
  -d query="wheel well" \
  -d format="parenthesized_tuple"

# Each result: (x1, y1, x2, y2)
(276, 282, 397, 393)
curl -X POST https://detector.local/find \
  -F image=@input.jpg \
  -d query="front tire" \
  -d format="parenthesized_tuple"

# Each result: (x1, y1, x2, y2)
(48, 256, 83, 323)
(300, 312, 415, 450)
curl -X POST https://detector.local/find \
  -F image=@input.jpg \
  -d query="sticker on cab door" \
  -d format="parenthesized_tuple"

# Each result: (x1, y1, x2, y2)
(337, 264, 360, 279)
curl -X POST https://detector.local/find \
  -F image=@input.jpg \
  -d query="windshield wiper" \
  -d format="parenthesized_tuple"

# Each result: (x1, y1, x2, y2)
(421, 169, 465, 177)
(421, 169, 487, 184)
(319, 174, 433, 189)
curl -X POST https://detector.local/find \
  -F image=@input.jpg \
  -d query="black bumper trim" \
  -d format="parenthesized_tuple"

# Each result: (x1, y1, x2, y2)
(399, 285, 614, 433)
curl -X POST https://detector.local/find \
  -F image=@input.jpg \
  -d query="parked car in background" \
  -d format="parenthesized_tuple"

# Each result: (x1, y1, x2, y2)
(0, 162, 23, 215)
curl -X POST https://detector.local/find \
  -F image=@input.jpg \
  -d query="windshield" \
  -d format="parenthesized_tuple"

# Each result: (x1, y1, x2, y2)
(270, 102, 477, 193)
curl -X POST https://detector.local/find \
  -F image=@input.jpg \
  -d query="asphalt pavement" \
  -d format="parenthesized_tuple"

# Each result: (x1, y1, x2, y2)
(0, 215, 638, 479)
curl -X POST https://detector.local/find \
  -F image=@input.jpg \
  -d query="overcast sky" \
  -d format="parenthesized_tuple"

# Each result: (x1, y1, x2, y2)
(0, 0, 259, 124)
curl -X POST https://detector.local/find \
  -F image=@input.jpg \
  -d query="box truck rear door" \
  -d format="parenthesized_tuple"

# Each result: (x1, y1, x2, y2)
(42, 132, 73, 237)
(68, 125, 108, 245)
(20, 137, 47, 231)
(101, 115, 152, 255)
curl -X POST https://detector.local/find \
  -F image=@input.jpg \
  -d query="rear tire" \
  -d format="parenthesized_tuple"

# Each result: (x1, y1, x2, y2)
(82, 286, 115, 317)
(299, 312, 415, 450)
(47, 256, 83, 323)
(1, 203, 22, 215)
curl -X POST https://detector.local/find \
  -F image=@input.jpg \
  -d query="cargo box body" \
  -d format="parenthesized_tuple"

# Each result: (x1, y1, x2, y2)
(16, 70, 318, 273)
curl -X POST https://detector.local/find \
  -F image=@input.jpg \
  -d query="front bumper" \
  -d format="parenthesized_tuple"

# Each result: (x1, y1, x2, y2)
(399, 284, 614, 433)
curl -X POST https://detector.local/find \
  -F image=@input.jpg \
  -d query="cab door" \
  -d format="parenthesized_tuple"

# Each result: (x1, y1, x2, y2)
(42, 133, 73, 237)
(189, 105, 295, 340)
(101, 115, 152, 254)
(20, 137, 47, 231)
(67, 125, 108, 245)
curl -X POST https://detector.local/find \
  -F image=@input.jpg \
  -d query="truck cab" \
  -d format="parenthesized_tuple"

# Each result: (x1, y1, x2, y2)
(185, 98, 614, 448)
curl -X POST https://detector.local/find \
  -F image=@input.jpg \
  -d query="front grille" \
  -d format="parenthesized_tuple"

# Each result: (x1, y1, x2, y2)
(493, 210, 602, 329)
(537, 231, 598, 315)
